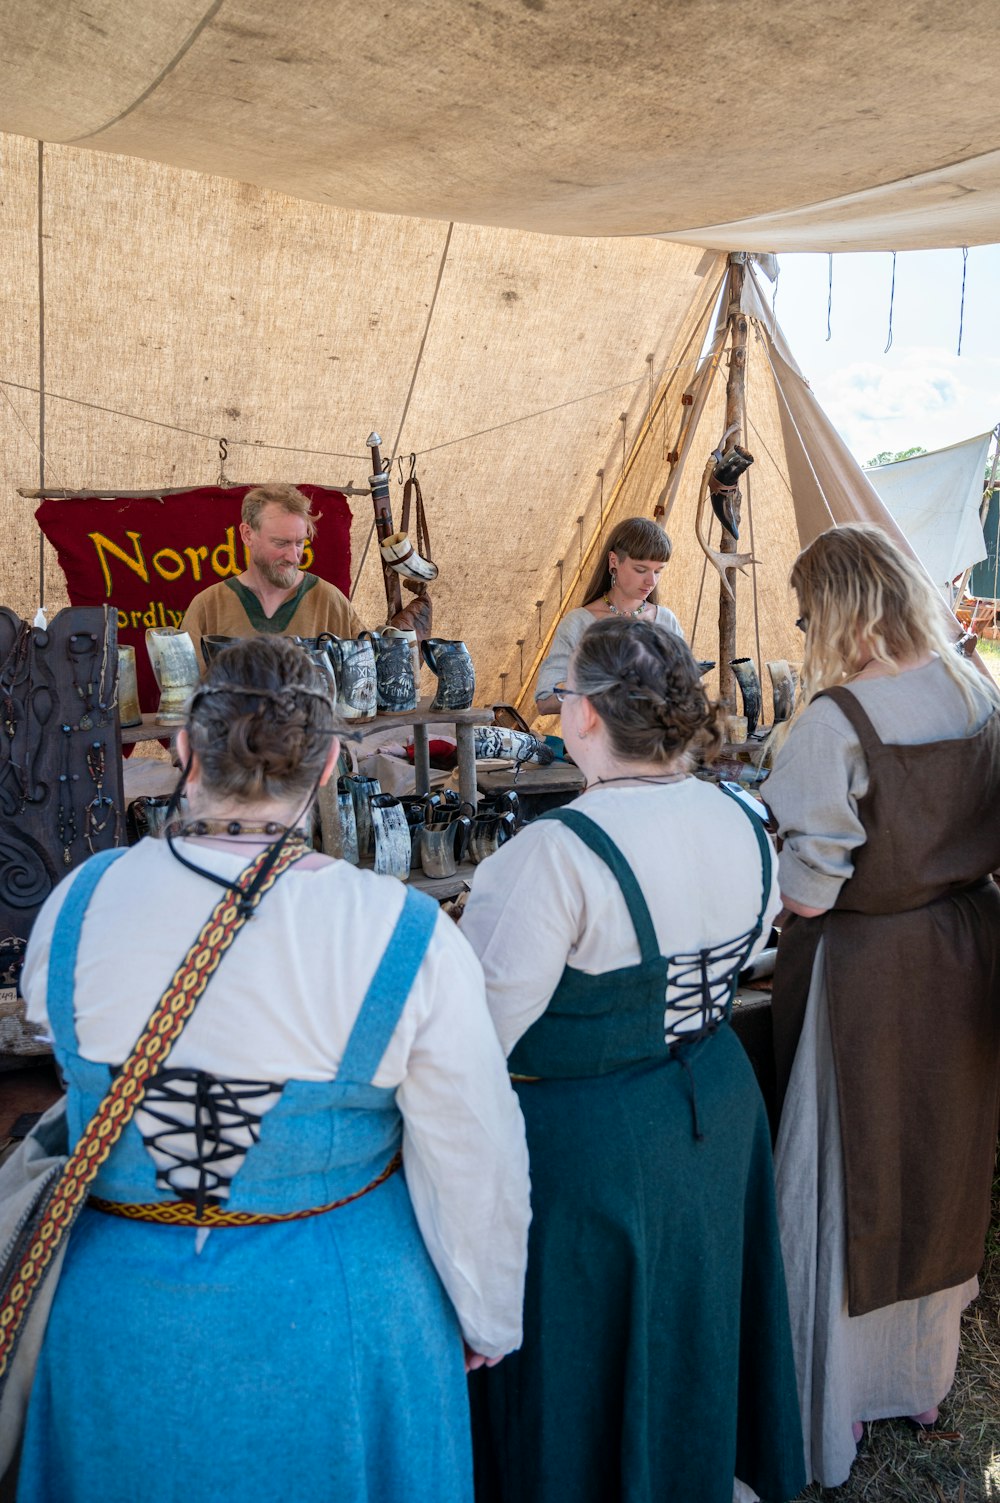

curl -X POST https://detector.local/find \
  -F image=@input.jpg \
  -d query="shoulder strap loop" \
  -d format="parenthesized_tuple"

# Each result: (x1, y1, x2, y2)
(337, 888, 440, 1083)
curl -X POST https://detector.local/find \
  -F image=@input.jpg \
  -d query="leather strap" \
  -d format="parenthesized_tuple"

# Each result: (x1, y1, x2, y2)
(401, 475, 433, 565)
(0, 839, 307, 1385)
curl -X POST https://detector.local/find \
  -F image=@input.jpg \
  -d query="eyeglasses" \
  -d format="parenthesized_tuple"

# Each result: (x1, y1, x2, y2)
(552, 683, 585, 703)
(795, 616, 809, 633)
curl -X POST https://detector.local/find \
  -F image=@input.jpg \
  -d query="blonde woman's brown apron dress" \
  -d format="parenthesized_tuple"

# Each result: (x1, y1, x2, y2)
(771, 685, 1000, 1317)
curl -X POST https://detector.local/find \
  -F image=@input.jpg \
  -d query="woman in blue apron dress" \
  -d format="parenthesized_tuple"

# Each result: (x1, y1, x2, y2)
(15, 636, 530, 1503)
(462, 619, 806, 1503)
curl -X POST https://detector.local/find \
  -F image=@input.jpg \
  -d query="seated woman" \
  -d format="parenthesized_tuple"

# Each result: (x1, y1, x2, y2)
(534, 516, 682, 715)
(463, 618, 806, 1503)
(765, 523, 1000, 1488)
(16, 635, 530, 1503)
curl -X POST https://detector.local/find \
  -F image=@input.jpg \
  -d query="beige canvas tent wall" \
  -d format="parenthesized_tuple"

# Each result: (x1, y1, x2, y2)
(2, 0, 997, 720)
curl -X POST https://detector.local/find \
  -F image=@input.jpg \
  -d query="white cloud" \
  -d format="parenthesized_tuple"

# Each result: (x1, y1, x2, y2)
(809, 348, 1000, 464)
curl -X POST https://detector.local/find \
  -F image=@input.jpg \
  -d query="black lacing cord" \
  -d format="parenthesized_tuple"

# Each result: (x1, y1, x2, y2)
(664, 923, 764, 1142)
(138, 1069, 282, 1218)
(663, 927, 758, 1044)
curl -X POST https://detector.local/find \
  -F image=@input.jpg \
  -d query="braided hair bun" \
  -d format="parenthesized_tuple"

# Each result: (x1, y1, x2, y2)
(570, 618, 722, 765)
(186, 636, 339, 803)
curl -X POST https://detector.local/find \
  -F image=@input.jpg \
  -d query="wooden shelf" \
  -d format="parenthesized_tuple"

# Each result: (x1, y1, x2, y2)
(405, 862, 477, 900)
(477, 763, 585, 795)
(364, 699, 495, 727)
(123, 700, 494, 745)
(121, 714, 180, 745)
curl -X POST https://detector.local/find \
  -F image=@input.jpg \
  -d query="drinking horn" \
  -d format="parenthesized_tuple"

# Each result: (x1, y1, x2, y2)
(379, 531, 439, 583)
(708, 445, 754, 540)
(694, 459, 756, 604)
(767, 660, 795, 724)
(730, 657, 761, 737)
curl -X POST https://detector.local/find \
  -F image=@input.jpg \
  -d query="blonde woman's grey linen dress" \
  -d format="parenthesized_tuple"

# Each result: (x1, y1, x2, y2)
(766, 661, 1000, 1487)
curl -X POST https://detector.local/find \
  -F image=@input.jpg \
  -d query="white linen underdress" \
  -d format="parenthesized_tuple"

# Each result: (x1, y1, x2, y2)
(765, 657, 992, 1487)
(22, 837, 531, 1359)
(534, 604, 683, 703)
(461, 779, 779, 1051)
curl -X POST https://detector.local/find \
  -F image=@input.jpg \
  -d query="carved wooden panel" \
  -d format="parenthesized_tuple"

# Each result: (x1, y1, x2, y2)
(0, 605, 124, 1054)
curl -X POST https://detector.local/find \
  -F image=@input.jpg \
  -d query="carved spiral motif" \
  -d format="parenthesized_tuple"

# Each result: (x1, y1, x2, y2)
(0, 830, 53, 910)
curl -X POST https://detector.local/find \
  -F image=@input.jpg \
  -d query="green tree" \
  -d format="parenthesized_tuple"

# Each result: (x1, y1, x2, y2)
(865, 446, 928, 467)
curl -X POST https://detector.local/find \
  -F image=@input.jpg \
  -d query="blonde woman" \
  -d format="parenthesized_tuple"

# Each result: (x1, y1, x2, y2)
(765, 524, 1000, 1489)
(534, 517, 682, 715)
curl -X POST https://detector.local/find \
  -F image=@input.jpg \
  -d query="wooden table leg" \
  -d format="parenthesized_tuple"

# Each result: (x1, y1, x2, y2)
(413, 723, 431, 797)
(316, 780, 344, 858)
(455, 724, 478, 811)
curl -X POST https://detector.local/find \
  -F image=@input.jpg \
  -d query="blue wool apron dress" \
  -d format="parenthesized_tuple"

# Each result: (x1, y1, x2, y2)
(17, 855, 471, 1503)
(471, 803, 806, 1503)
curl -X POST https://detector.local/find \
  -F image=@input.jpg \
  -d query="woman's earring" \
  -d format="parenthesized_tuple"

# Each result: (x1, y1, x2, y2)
(610, 567, 618, 587)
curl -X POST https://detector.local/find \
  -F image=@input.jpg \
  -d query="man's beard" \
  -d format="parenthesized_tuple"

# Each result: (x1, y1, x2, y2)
(257, 557, 301, 589)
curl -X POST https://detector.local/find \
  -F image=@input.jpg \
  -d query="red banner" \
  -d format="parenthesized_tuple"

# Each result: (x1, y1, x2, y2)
(36, 485, 353, 712)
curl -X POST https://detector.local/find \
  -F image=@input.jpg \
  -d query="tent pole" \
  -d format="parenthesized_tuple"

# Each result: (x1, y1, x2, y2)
(717, 257, 748, 717)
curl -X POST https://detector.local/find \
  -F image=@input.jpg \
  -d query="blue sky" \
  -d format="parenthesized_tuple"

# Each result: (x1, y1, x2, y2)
(770, 246, 1000, 466)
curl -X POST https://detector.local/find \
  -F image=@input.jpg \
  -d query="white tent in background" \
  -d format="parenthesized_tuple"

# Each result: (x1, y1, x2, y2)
(864, 435, 993, 599)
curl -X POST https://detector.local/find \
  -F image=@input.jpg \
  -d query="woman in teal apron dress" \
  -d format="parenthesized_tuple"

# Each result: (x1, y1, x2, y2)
(15, 637, 530, 1503)
(462, 619, 806, 1503)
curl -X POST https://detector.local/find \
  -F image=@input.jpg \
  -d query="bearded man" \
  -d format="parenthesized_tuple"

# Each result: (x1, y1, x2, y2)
(181, 484, 366, 667)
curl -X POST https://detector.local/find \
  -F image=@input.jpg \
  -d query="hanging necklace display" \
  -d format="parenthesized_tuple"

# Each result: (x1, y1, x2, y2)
(602, 593, 647, 620)
(0, 624, 33, 813)
(85, 740, 118, 852)
(66, 628, 112, 733)
(57, 730, 80, 868)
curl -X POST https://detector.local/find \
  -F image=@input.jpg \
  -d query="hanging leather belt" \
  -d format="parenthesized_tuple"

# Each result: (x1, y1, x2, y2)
(88, 1151, 401, 1227)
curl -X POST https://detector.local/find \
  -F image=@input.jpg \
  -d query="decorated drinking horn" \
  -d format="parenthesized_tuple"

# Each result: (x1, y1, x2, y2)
(767, 660, 794, 724)
(696, 659, 715, 677)
(379, 531, 439, 583)
(709, 480, 740, 541)
(730, 658, 761, 736)
(694, 459, 757, 604)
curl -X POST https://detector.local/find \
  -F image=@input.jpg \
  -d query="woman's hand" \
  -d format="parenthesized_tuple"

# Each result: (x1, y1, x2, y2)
(780, 893, 828, 919)
(464, 1341, 503, 1373)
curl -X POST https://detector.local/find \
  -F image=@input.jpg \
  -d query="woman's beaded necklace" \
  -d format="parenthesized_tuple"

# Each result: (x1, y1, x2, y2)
(585, 772, 687, 790)
(171, 818, 310, 841)
(602, 593, 648, 619)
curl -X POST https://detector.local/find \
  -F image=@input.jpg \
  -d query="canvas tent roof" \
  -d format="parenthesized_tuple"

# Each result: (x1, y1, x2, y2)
(0, 2, 992, 719)
(3, 0, 1000, 250)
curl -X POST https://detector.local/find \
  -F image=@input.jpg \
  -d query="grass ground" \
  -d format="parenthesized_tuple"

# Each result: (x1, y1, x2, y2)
(792, 1177, 1000, 1502)
(976, 639, 1000, 687)
(794, 640, 1000, 1500)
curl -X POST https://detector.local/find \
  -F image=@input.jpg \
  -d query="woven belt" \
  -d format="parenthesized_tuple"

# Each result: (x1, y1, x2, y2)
(88, 1150, 401, 1227)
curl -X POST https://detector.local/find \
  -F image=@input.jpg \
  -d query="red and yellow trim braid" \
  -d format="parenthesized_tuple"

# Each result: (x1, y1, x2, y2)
(0, 842, 305, 1382)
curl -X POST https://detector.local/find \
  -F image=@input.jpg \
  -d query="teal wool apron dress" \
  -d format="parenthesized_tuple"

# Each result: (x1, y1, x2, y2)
(17, 860, 472, 1503)
(471, 802, 806, 1503)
